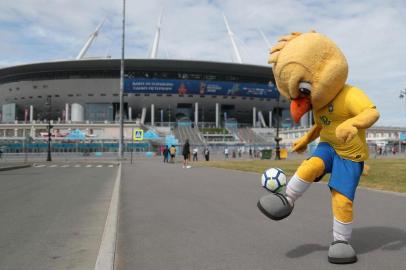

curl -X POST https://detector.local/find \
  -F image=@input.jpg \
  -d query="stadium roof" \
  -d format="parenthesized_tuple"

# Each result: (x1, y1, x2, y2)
(0, 59, 275, 83)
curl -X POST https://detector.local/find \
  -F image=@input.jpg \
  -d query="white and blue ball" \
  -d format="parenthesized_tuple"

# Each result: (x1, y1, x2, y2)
(261, 168, 287, 193)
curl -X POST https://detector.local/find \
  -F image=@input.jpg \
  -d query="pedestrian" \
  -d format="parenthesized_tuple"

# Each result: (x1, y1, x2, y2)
(182, 139, 191, 168)
(193, 146, 198, 162)
(203, 146, 210, 161)
(224, 147, 229, 159)
(163, 145, 169, 163)
(238, 148, 242, 158)
(232, 149, 236, 158)
(249, 147, 252, 158)
(169, 145, 176, 163)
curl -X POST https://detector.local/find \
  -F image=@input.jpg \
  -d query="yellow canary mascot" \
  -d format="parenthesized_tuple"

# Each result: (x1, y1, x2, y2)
(257, 32, 380, 264)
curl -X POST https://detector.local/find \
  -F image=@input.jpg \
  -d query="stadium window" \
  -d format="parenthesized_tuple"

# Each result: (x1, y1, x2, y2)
(43, 85, 48, 88)
(250, 97, 254, 100)
(157, 94, 162, 97)
(144, 94, 150, 96)
(188, 94, 193, 97)
(211, 96, 217, 98)
(29, 96, 33, 99)
(113, 94, 119, 96)
(135, 93, 140, 96)
(231, 96, 236, 99)
(68, 94, 73, 97)
(14, 97, 18, 100)
(101, 93, 106, 96)
(88, 94, 94, 96)
(21, 97, 25, 100)
(123, 93, 128, 97)
(55, 95, 60, 97)
(242, 97, 246, 100)
(260, 98, 264, 101)
(166, 94, 172, 96)
(16, 87, 20, 90)
(200, 95, 205, 98)
(223, 96, 228, 99)
(8, 88, 12, 92)
(37, 96, 42, 98)
(33, 85, 37, 89)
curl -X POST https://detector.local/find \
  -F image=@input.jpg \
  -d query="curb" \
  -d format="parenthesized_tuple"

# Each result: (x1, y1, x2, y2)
(0, 164, 31, 171)
(95, 163, 122, 270)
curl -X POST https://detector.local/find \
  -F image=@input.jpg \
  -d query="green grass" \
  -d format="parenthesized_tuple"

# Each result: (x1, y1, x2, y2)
(198, 159, 406, 193)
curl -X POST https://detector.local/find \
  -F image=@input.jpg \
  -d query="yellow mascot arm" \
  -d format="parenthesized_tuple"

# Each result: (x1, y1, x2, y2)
(292, 124, 322, 153)
(336, 108, 380, 143)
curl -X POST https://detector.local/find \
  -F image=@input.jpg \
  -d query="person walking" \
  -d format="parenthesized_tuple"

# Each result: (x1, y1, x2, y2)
(169, 145, 176, 163)
(203, 146, 210, 161)
(192, 146, 198, 162)
(224, 147, 229, 159)
(163, 145, 169, 163)
(182, 139, 191, 168)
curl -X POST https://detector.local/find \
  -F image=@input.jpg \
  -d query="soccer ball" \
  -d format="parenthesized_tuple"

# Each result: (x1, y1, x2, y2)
(261, 168, 287, 193)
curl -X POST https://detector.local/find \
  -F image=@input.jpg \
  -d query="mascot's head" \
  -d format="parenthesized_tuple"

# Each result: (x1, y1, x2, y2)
(269, 32, 348, 123)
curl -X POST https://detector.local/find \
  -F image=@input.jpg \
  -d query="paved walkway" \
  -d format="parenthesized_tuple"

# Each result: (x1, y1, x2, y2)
(116, 160, 406, 270)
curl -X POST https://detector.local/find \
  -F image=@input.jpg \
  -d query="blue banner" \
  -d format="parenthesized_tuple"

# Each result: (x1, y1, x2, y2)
(124, 78, 279, 99)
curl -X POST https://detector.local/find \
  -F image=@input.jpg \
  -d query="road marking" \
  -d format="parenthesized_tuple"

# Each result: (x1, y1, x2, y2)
(86, 164, 93, 168)
(34, 164, 46, 168)
(108, 165, 114, 168)
(49, 164, 58, 168)
(96, 165, 103, 168)
(74, 164, 81, 167)
(61, 165, 70, 168)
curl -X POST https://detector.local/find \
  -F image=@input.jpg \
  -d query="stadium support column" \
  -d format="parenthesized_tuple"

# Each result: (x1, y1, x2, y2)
(269, 110, 272, 128)
(194, 102, 198, 128)
(253, 107, 257, 128)
(65, 103, 69, 122)
(128, 107, 132, 121)
(29, 105, 34, 123)
(151, 104, 155, 126)
(215, 103, 220, 128)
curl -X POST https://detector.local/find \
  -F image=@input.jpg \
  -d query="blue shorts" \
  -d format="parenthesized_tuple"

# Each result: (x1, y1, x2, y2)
(312, 142, 363, 201)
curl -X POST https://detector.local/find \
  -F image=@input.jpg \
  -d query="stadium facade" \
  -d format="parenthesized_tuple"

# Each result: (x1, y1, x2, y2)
(0, 58, 289, 127)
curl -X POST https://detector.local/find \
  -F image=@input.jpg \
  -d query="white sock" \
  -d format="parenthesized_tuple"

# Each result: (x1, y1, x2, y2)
(333, 218, 352, 242)
(285, 174, 311, 206)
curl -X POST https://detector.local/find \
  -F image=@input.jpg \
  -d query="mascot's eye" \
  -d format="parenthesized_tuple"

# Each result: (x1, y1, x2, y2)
(298, 81, 312, 95)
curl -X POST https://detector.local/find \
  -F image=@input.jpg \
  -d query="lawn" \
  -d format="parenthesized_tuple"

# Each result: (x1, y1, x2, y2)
(198, 158, 406, 193)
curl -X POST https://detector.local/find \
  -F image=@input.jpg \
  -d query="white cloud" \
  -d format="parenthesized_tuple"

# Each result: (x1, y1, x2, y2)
(0, 0, 405, 126)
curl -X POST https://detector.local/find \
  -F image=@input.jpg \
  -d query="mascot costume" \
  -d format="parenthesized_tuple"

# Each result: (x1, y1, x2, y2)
(257, 31, 380, 264)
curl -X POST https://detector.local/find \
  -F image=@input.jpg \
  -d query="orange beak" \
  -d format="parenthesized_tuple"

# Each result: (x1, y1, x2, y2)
(290, 98, 312, 123)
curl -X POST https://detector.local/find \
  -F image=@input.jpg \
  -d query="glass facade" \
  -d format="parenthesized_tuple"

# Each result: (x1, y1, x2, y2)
(85, 103, 113, 122)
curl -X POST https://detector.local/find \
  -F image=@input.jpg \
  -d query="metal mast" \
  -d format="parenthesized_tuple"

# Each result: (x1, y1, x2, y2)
(223, 13, 243, 64)
(118, 0, 126, 158)
(149, 10, 163, 59)
(76, 18, 106, 60)
(258, 28, 270, 47)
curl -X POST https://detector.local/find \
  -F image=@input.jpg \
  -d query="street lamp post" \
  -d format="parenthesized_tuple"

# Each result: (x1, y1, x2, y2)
(45, 96, 53, 162)
(399, 89, 406, 113)
(118, 0, 126, 159)
(275, 97, 281, 160)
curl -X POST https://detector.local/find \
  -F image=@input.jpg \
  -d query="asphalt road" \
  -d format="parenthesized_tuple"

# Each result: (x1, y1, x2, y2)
(116, 160, 406, 270)
(0, 163, 118, 270)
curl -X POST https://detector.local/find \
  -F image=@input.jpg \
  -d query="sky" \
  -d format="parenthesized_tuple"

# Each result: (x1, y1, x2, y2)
(0, 0, 405, 126)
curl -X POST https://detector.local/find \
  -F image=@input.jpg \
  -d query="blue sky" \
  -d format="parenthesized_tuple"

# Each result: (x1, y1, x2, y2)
(1, 0, 406, 126)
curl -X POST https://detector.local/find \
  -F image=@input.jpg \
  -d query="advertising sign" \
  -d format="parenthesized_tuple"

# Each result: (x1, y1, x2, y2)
(124, 78, 279, 99)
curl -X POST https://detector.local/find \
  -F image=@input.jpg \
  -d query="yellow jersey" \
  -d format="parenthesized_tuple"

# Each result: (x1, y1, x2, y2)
(313, 85, 375, 162)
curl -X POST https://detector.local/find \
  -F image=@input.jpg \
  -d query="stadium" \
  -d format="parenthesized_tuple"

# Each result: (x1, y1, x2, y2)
(0, 15, 301, 155)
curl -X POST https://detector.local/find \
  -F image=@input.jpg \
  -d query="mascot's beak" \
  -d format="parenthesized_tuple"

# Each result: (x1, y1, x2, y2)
(290, 97, 312, 123)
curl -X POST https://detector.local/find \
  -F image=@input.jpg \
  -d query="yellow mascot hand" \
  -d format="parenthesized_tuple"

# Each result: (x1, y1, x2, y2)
(292, 136, 309, 153)
(336, 120, 358, 143)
